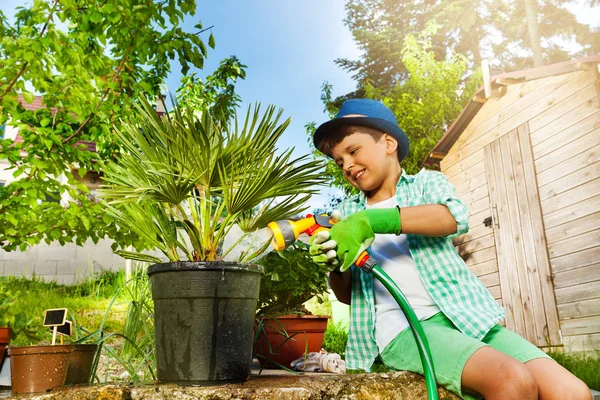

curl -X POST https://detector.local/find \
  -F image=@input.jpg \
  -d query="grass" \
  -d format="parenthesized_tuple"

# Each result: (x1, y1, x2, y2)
(1, 271, 129, 346)
(548, 350, 600, 390)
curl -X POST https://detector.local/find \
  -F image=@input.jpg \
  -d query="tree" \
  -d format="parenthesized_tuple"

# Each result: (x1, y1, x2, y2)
(337, 0, 599, 88)
(0, 0, 214, 251)
(307, 25, 475, 195)
(175, 56, 247, 124)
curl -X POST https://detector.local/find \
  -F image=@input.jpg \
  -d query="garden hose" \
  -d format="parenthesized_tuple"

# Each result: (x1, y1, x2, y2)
(370, 264, 438, 400)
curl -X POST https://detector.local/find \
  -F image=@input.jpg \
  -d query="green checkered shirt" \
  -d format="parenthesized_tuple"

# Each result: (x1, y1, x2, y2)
(337, 169, 505, 372)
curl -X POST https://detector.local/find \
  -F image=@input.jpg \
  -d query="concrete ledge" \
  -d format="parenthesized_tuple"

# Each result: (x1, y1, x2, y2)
(4, 372, 461, 399)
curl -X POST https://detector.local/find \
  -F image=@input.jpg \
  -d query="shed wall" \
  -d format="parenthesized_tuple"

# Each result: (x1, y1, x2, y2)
(439, 68, 600, 351)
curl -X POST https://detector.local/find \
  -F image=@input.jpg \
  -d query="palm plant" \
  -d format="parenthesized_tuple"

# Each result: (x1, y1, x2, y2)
(99, 97, 325, 263)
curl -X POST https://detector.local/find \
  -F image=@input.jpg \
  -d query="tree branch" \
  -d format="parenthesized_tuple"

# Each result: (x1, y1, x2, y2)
(0, 0, 60, 102)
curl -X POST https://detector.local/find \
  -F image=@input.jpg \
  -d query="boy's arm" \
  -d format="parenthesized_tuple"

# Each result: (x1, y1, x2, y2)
(398, 204, 458, 237)
(328, 269, 351, 305)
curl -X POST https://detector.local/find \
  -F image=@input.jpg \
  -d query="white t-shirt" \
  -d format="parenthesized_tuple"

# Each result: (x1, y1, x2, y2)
(366, 196, 441, 352)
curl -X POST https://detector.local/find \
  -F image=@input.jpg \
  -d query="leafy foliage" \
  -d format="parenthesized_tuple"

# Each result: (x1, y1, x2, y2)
(322, 321, 348, 359)
(0, 0, 212, 251)
(99, 97, 326, 262)
(256, 242, 331, 316)
(176, 56, 247, 124)
(0, 285, 40, 343)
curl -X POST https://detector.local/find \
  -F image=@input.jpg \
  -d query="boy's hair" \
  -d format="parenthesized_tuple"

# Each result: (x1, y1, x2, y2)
(316, 125, 401, 163)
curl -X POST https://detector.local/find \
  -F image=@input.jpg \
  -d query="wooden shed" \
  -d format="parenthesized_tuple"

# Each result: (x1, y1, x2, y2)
(425, 56, 600, 352)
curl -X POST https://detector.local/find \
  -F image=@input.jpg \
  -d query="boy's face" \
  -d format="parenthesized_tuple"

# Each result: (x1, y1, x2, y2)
(331, 131, 399, 193)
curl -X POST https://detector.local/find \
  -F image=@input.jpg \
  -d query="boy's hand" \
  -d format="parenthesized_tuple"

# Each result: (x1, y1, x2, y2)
(309, 230, 339, 269)
(330, 208, 401, 271)
(309, 211, 343, 270)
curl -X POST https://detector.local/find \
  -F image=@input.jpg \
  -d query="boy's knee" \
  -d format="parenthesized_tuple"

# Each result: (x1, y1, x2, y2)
(495, 361, 538, 398)
(552, 378, 592, 400)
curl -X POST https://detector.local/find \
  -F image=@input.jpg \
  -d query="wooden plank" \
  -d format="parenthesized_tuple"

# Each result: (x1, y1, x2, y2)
(558, 298, 600, 320)
(463, 246, 497, 267)
(548, 230, 600, 259)
(534, 128, 600, 174)
(553, 263, 600, 289)
(546, 211, 600, 245)
(488, 284, 502, 300)
(444, 71, 593, 169)
(469, 196, 490, 216)
(469, 258, 499, 277)
(562, 333, 600, 352)
(528, 82, 598, 134)
(445, 149, 485, 181)
(488, 138, 520, 333)
(540, 177, 600, 215)
(538, 161, 600, 202)
(560, 315, 600, 336)
(455, 171, 487, 198)
(479, 271, 500, 287)
(446, 160, 486, 188)
(508, 128, 548, 345)
(449, 72, 583, 158)
(551, 245, 600, 274)
(456, 233, 495, 256)
(458, 182, 489, 206)
(468, 208, 491, 231)
(533, 96, 600, 152)
(537, 142, 600, 188)
(454, 223, 495, 246)
(543, 194, 600, 230)
(518, 124, 562, 346)
(532, 111, 600, 161)
(555, 280, 600, 304)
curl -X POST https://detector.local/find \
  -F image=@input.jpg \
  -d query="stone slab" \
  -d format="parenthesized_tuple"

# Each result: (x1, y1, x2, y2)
(1, 372, 460, 399)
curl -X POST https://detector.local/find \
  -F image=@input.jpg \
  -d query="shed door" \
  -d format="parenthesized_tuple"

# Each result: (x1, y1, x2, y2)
(483, 124, 561, 347)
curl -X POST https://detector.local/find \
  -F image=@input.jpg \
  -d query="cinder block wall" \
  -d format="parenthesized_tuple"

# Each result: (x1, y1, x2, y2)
(0, 239, 127, 285)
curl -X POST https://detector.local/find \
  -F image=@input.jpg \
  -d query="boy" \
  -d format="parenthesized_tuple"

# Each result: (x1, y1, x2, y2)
(309, 99, 590, 400)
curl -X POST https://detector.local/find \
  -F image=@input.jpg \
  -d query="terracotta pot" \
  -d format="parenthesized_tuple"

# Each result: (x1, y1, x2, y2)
(255, 315, 330, 369)
(65, 344, 99, 385)
(7, 345, 73, 394)
(0, 327, 12, 369)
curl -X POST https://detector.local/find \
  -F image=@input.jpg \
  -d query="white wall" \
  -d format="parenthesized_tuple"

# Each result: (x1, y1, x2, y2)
(0, 238, 128, 285)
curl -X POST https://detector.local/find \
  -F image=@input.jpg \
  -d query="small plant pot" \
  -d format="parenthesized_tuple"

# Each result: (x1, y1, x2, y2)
(65, 344, 99, 385)
(7, 345, 73, 395)
(0, 328, 12, 369)
(255, 314, 330, 369)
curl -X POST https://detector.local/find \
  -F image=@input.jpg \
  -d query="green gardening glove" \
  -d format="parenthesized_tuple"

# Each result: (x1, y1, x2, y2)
(330, 208, 401, 272)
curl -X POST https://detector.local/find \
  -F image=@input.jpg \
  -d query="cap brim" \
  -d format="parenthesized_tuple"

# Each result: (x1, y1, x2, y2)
(313, 117, 409, 162)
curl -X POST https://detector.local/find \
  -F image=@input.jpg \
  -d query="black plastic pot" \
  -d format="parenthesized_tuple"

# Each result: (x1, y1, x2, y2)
(147, 261, 263, 385)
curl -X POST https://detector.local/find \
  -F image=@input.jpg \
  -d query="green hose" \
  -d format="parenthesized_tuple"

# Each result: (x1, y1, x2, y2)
(371, 264, 439, 400)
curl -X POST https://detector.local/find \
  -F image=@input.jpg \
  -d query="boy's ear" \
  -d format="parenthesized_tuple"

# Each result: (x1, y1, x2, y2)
(384, 134, 398, 155)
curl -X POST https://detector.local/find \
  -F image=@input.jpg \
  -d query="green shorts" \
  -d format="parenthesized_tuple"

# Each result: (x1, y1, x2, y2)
(380, 312, 551, 400)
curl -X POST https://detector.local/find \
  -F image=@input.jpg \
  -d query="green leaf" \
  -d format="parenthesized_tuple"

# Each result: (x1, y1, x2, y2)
(90, 12, 103, 23)
(208, 33, 215, 49)
(40, 118, 51, 127)
(22, 91, 34, 104)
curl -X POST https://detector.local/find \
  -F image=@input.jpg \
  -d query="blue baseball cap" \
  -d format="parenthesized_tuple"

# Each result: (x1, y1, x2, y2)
(313, 99, 409, 162)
